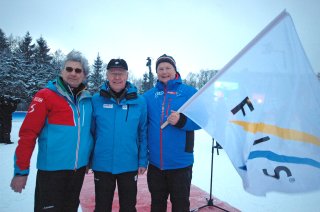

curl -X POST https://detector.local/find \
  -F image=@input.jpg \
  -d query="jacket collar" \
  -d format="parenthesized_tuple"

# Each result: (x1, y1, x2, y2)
(100, 81, 138, 102)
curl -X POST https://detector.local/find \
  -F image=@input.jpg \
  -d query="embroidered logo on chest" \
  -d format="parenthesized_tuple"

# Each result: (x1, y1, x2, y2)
(103, 104, 113, 109)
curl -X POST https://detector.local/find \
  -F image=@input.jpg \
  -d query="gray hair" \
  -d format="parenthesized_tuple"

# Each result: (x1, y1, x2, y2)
(61, 50, 90, 77)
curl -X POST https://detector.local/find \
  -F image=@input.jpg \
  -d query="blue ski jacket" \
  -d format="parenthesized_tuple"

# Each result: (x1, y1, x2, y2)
(143, 74, 201, 170)
(91, 82, 148, 174)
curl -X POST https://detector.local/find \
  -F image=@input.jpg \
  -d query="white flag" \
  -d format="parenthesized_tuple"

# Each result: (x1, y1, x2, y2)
(181, 11, 320, 196)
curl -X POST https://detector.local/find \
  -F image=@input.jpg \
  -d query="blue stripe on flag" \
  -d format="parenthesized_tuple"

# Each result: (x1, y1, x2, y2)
(248, 151, 320, 169)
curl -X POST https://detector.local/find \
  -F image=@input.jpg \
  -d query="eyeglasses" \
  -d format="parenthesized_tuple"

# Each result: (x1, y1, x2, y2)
(108, 71, 127, 78)
(65, 67, 83, 74)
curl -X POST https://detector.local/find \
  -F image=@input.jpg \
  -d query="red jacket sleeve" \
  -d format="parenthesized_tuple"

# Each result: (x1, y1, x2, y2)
(15, 90, 49, 171)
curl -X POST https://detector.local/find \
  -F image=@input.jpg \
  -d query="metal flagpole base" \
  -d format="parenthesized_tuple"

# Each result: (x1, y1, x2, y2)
(190, 138, 229, 212)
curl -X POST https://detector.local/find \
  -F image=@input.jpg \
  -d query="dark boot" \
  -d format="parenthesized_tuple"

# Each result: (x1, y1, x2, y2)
(0, 134, 5, 144)
(3, 132, 13, 144)
(0, 124, 5, 143)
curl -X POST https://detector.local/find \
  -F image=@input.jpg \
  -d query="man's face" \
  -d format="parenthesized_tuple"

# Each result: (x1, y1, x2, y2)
(61, 61, 85, 88)
(107, 68, 128, 92)
(156, 62, 176, 85)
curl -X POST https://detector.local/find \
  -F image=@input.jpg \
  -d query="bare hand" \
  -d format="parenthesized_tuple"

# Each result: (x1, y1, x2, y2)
(138, 167, 146, 175)
(10, 175, 28, 193)
(167, 110, 180, 125)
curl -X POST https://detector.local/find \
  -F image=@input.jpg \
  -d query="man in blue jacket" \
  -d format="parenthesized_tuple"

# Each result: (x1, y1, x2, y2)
(91, 58, 147, 212)
(10, 50, 94, 212)
(144, 54, 201, 212)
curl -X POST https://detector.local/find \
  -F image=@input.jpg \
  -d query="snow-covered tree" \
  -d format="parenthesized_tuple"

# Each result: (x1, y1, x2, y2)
(7, 34, 20, 52)
(32, 37, 56, 92)
(0, 52, 28, 101)
(184, 72, 197, 88)
(184, 69, 218, 89)
(34, 36, 52, 64)
(17, 31, 35, 64)
(0, 28, 10, 53)
(50, 49, 65, 75)
(88, 53, 105, 94)
(197, 69, 218, 88)
(139, 57, 156, 93)
(129, 75, 143, 94)
(140, 73, 149, 94)
(0, 31, 60, 108)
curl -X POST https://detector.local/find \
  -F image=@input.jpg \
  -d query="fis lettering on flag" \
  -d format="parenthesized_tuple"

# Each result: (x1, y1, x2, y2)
(180, 10, 320, 195)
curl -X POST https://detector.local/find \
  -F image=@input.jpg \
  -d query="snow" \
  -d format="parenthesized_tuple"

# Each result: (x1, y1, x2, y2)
(0, 115, 319, 212)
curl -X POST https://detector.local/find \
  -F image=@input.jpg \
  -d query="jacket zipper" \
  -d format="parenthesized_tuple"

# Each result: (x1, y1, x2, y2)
(159, 88, 167, 170)
(74, 98, 82, 171)
(125, 105, 129, 122)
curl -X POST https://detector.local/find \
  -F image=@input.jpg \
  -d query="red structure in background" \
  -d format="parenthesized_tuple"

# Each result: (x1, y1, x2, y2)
(80, 172, 239, 212)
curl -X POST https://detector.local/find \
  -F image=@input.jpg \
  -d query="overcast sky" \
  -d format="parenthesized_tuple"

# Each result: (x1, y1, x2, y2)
(1, 0, 319, 78)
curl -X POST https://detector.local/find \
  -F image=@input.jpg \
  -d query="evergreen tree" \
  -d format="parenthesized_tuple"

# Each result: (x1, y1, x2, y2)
(33, 37, 56, 91)
(0, 31, 27, 103)
(17, 31, 35, 64)
(184, 69, 218, 89)
(128, 74, 143, 94)
(184, 72, 198, 88)
(88, 53, 104, 94)
(141, 73, 149, 94)
(148, 70, 155, 89)
(16, 32, 42, 103)
(50, 49, 65, 75)
(0, 52, 28, 101)
(7, 34, 20, 52)
(0, 28, 10, 53)
(146, 57, 155, 89)
(197, 69, 218, 88)
(34, 36, 52, 64)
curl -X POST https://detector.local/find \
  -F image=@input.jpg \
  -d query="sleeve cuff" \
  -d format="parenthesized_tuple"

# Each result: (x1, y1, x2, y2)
(14, 168, 29, 176)
(174, 113, 187, 128)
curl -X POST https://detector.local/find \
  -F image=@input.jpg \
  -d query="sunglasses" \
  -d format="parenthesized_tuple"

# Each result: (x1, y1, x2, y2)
(65, 67, 83, 74)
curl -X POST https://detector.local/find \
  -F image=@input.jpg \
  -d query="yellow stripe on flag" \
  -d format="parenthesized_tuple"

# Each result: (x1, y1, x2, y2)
(231, 120, 320, 146)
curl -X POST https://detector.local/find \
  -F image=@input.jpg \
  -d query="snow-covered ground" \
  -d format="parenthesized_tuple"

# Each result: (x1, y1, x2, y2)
(0, 115, 319, 211)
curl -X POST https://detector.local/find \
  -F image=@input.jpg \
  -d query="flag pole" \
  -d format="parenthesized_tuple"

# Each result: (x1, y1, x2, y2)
(161, 121, 168, 129)
(190, 138, 228, 212)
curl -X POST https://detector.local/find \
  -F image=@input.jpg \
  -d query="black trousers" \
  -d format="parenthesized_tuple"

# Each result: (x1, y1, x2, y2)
(94, 170, 138, 212)
(34, 167, 86, 212)
(0, 114, 12, 142)
(147, 164, 193, 212)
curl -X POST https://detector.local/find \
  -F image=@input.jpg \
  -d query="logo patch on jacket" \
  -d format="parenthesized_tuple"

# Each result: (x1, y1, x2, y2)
(167, 91, 177, 95)
(155, 91, 164, 97)
(122, 105, 128, 110)
(103, 104, 113, 109)
(33, 97, 43, 103)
